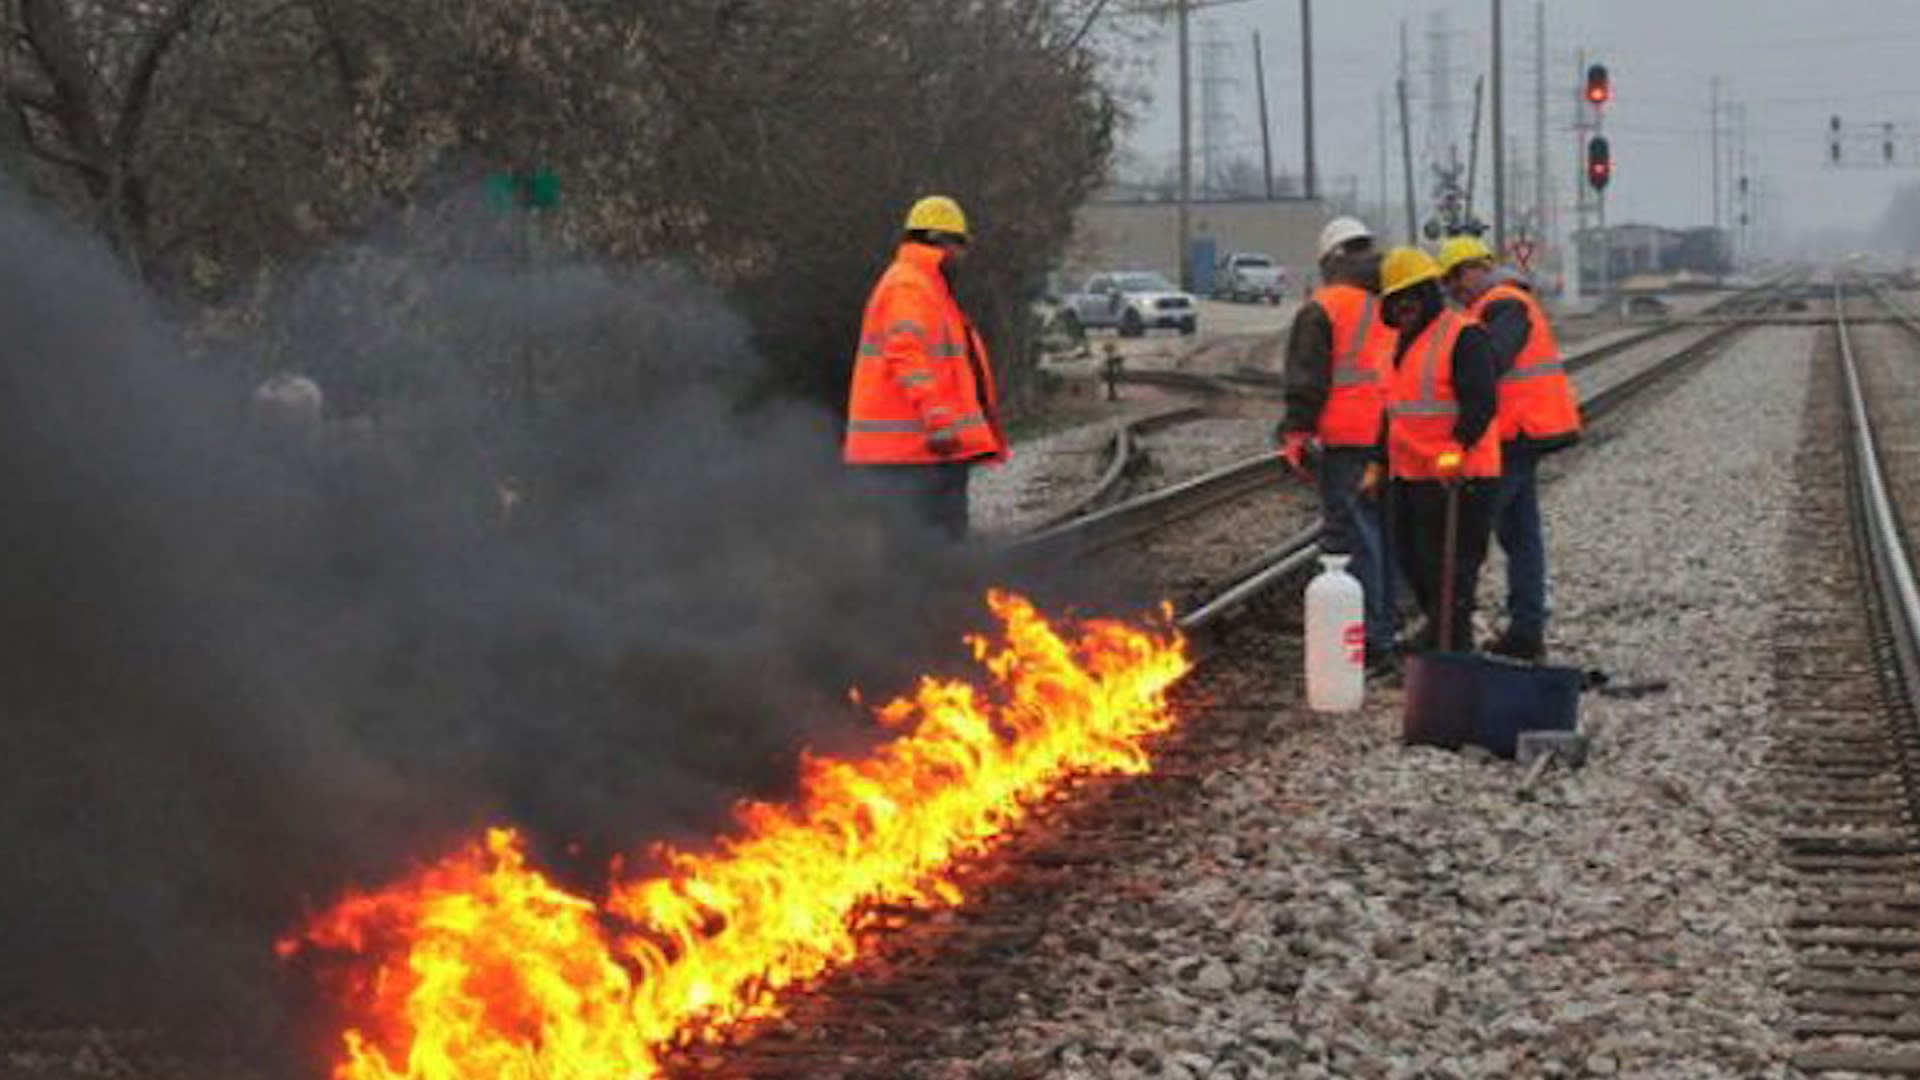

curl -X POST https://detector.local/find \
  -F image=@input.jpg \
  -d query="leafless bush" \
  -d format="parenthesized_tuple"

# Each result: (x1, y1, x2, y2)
(4, 0, 1118, 416)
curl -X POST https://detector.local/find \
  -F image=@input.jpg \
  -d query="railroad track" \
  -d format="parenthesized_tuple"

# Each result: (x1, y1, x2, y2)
(1014, 275, 1802, 561)
(672, 281, 1809, 1077)
(1775, 277, 1920, 1076)
(1009, 369, 1282, 533)
(1013, 273, 1805, 631)
(2, 280, 1806, 1080)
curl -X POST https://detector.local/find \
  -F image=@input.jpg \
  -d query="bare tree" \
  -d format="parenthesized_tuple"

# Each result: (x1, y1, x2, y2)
(4, 0, 209, 269)
(4, 0, 1117, 414)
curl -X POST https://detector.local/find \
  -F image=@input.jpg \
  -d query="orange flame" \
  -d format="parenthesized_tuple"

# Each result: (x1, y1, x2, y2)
(284, 590, 1190, 1078)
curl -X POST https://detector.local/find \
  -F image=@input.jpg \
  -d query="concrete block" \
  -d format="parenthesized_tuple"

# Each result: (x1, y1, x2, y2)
(1515, 730, 1590, 769)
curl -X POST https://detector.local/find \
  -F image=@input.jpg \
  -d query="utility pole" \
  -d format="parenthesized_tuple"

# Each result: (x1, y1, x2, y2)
(1399, 21, 1417, 244)
(1737, 102, 1750, 266)
(1399, 77, 1418, 245)
(1176, 0, 1191, 288)
(1536, 3, 1551, 269)
(1301, 0, 1317, 201)
(1710, 76, 1721, 241)
(1490, 0, 1506, 253)
(1377, 92, 1390, 225)
(1253, 30, 1274, 199)
(1533, 2, 1548, 275)
(1428, 12, 1455, 180)
(1465, 76, 1485, 224)
(1570, 47, 1589, 305)
(1596, 177, 1608, 300)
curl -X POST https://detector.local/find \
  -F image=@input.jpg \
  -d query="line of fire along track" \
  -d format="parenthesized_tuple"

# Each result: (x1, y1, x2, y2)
(1775, 276, 1920, 1077)
(671, 280, 1807, 1078)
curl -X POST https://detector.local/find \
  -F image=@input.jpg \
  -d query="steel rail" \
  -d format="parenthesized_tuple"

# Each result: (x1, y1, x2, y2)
(1843, 278, 1920, 705)
(1779, 276, 1920, 1076)
(1173, 275, 1802, 634)
(1013, 366, 1295, 535)
(1016, 274, 1799, 561)
(1019, 405, 1206, 532)
(1108, 369, 1243, 397)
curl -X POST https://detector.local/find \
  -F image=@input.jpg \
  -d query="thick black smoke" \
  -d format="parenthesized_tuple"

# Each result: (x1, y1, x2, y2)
(0, 192, 1070, 1065)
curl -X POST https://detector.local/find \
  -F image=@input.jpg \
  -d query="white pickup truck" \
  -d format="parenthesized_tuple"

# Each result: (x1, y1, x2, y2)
(1061, 271, 1199, 338)
(1215, 252, 1287, 304)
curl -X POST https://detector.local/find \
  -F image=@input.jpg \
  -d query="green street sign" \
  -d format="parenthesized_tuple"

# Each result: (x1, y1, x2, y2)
(486, 168, 559, 211)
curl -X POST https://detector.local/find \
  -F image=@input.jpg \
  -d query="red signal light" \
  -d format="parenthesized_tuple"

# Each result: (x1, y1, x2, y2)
(1585, 63, 1611, 105)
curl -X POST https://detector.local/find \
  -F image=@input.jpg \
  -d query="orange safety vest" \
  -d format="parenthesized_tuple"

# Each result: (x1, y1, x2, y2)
(1386, 311, 1502, 481)
(843, 242, 1006, 465)
(1470, 282, 1582, 442)
(1313, 284, 1396, 447)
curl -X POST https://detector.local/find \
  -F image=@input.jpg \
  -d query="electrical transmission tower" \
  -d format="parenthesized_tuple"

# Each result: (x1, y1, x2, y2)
(1197, 22, 1237, 196)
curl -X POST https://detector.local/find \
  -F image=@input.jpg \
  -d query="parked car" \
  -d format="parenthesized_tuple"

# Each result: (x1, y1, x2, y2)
(1215, 252, 1288, 304)
(1062, 271, 1199, 337)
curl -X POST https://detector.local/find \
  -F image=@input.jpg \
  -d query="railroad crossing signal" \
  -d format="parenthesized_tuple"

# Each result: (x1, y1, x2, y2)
(1586, 136, 1612, 192)
(1584, 63, 1611, 106)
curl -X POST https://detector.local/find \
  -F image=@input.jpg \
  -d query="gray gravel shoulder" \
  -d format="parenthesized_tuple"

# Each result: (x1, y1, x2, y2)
(971, 402, 1173, 536)
(966, 326, 1813, 1080)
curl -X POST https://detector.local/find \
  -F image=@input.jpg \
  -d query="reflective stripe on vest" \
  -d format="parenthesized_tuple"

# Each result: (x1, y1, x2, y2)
(1386, 312, 1501, 480)
(1473, 283, 1581, 441)
(1313, 285, 1393, 447)
(1388, 316, 1459, 419)
(859, 335, 967, 359)
(845, 241, 1008, 466)
(1499, 359, 1566, 382)
(1330, 294, 1382, 387)
(847, 411, 987, 436)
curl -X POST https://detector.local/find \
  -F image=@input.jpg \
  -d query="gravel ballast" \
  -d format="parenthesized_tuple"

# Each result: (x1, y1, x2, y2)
(961, 327, 1815, 1079)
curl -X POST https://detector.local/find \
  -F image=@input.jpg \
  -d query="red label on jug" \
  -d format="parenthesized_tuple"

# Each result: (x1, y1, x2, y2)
(1342, 623, 1365, 666)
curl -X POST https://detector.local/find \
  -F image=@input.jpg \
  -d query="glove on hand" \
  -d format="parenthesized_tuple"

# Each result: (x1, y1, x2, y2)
(1433, 449, 1464, 480)
(926, 427, 961, 457)
(1279, 431, 1319, 480)
(1360, 462, 1384, 497)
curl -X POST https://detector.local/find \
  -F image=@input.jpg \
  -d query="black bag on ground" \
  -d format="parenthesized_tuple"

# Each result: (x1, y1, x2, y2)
(1402, 651, 1582, 758)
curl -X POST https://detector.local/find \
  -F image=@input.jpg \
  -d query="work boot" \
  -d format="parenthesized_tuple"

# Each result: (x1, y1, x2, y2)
(1365, 646, 1399, 681)
(1487, 626, 1545, 662)
(1365, 660, 1401, 690)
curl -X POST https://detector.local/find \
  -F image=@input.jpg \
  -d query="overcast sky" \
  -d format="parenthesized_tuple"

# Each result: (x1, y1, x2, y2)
(1113, 0, 1920, 250)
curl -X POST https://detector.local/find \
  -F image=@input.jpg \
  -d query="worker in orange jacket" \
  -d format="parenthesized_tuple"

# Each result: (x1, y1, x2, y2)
(1377, 247, 1501, 654)
(843, 196, 1006, 539)
(1276, 216, 1397, 673)
(1438, 236, 1582, 660)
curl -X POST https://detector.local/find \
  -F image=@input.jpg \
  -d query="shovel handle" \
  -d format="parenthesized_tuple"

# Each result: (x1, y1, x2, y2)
(1438, 481, 1461, 652)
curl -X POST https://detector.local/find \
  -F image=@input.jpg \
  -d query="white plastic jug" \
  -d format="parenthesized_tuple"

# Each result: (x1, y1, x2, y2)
(1305, 553, 1366, 712)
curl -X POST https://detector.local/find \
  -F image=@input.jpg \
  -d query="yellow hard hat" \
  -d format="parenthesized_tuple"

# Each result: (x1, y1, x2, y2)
(904, 195, 969, 239)
(1379, 246, 1442, 298)
(1436, 235, 1496, 276)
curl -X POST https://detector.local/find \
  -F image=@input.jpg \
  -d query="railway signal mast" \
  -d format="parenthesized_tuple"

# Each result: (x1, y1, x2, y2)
(1574, 60, 1611, 301)
(1827, 114, 1915, 169)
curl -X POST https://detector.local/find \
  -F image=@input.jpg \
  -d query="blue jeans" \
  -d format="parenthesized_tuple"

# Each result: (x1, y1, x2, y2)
(1492, 445, 1547, 636)
(1316, 447, 1393, 655)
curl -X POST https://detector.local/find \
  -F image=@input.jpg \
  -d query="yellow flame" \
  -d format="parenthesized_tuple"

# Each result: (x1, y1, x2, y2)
(285, 590, 1190, 1079)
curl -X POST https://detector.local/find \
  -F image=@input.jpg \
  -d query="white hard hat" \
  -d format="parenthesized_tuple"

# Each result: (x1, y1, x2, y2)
(1317, 216, 1375, 260)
